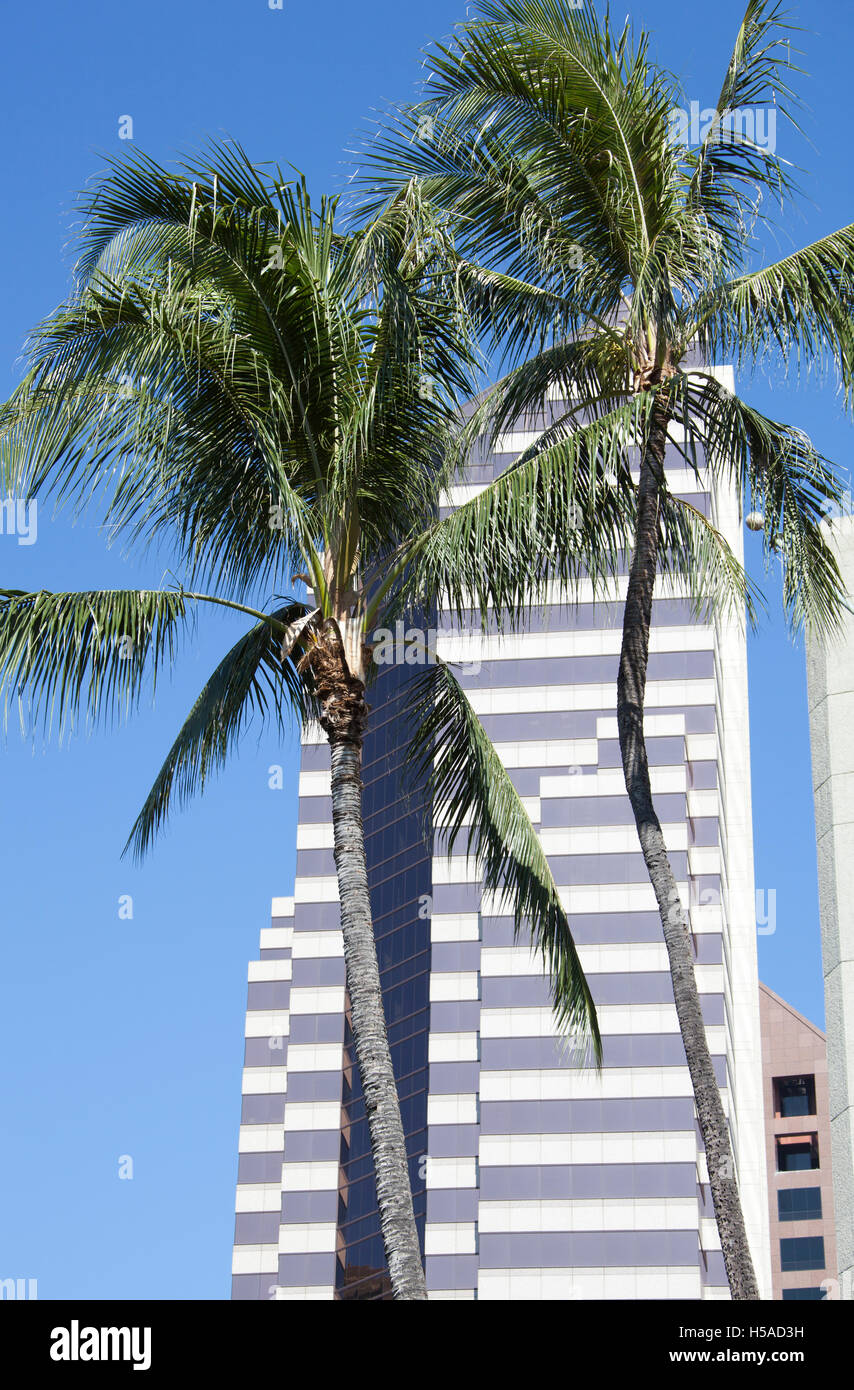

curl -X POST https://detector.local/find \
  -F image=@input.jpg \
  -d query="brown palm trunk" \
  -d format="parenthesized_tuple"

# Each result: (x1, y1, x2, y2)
(307, 625, 427, 1300)
(616, 394, 760, 1301)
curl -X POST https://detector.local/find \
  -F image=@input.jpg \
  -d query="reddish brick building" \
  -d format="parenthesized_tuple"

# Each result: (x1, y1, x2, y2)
(760, 983, 837, 1299)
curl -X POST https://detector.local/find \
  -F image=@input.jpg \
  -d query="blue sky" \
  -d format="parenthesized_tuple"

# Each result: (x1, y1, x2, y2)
(0, 0, 851, 1299)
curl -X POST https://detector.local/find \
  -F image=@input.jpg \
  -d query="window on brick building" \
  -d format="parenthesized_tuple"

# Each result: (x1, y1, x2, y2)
(775, 1135, 819, 1172)
(780, 1236, 826, 1272)
(778, 1187, 822, 1222)
(774, 1075, 817, 1118)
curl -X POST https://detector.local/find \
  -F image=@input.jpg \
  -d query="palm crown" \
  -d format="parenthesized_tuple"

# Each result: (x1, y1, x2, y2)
(0, 139, 602, 1052)
(364, 0, 852, 635)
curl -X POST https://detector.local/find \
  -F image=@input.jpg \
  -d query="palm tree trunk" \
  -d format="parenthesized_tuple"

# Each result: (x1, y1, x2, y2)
(327, 732, 428, 1300)
(616, 398, 760, 1301)
(306, 621, 427, 1301)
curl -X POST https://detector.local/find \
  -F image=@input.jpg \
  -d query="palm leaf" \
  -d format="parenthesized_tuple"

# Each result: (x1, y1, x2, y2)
(694, 227, 854, 400)
(402, 394, 652, 625)
(404, 658, 601, 1060)
(684, 0, 803, 264)
(0, 587, 190, 735)
(673, 370, 847, 635)
(126, 601, 312, 858)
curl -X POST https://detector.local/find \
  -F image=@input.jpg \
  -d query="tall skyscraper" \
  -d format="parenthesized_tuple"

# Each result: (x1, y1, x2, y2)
(231, 374, 772, 1299)
(806, 513, 854, 1298)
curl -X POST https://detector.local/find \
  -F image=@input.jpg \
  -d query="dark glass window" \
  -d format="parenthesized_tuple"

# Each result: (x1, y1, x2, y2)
(780, 1237, 826, 1273)
(782, 1287, 827, 1301)
(776, 1135, 819, 1172)
(774, 1075, 817, 1118)
(778, 1187, 822, 1222)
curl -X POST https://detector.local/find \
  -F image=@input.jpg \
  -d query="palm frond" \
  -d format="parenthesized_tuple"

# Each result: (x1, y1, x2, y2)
(404, 658, 601, 1059)
(126, 601, 311, 859)
(673, 371, 847, 635)
(684, 0, 803, 266)
(402, 394, 652, 625)
(358, 0, 683, 336)
(693, 226, 854, 401)
(0, 587, 190, 736)
(658, 492, 763, 629)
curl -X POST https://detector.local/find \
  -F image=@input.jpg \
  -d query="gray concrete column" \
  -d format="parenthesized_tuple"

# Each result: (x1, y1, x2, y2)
(806, 515, 854, 1298)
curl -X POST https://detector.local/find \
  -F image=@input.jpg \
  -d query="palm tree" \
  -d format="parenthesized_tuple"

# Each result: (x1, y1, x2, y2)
(363, 0, 854, 1298)
(0, 142, 602, 1299)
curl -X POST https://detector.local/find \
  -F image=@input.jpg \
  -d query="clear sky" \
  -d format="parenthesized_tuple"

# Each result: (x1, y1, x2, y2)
(0, 0, 851, 1300)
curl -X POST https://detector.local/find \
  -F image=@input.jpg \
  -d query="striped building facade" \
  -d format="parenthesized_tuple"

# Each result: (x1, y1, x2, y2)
(231, 371, 772, 1299)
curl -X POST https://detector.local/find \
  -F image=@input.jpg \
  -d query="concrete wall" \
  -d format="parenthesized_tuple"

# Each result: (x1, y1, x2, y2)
(806, 514, 854, 1297)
